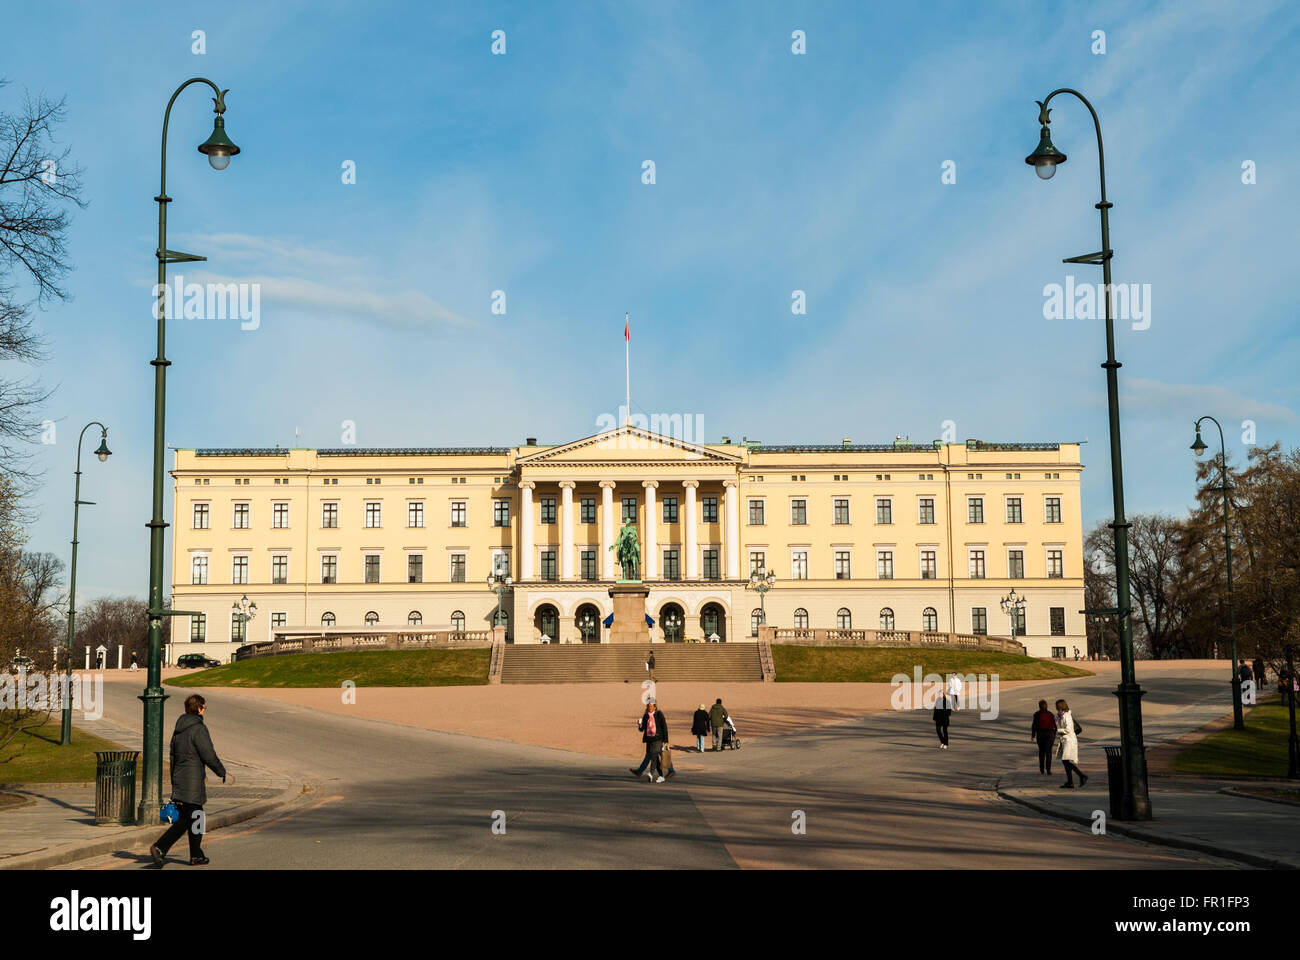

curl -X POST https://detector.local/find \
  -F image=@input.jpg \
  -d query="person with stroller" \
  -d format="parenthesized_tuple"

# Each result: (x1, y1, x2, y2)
(630, 696, 671, 782)
(709, 698, 729, 751)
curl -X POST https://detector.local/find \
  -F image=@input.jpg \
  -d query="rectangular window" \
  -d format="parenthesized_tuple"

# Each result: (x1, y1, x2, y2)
(1006, 497, 1023, 524)
(271, 554, 288, 584)
(1013, 607, 1027, 635)
(877, 550, 894, 580)
(701, 497, 718, 524)
(920, 549, 937, 579)
(875, 498, 891, 524)
(834, 499, 850, 525)
(621, 497, 637, 523)
(494, 499, 511, 527)
(321, 555, 337, 584)
(450, 553, 466, 583)
(272, 502, 289, 529)
(1008, 549, 1025, 579)
(791, 551, 808, 580)
(662, 497, 678, 524)
(968, 497, 984, 524)
(972, 608, 988, 635)
(365, 501, 381, 528)
(790, 499, 807, 525)
(580, 497, 596, 524)
(193, 503, 210, 529)
(581, 550, 597, 580)
(321, 502, 338, 528)
(539, 498, 556, 524)
(271, 612, 287, 631)
(231, 613, 246, 643)
(918, 498, 935, 524)
(541, 550, 557, 581)
(1050, 607, 1066, 636)
(1048, 549, 1064, 578)
(451, 500, 468, 527)
(408, 502, 425, 528)
(662, 549, 680, 581)
(1045, 497, 1062, 523)
(748, 499, 764, 525)
(702, 549, 720, 579)
(191, 555, 208, 585)
(408, 554, 423, 584)
(835, 550, 851, 580)
(969, 550, 986, 579)
(1052, 646, 1067, 659)
(364, 554, 380, 583)
(232, 503, 249, 529)
(232, 555, 249, 585)
(190, 614, 206, 642)
(750, 551, 766, 575)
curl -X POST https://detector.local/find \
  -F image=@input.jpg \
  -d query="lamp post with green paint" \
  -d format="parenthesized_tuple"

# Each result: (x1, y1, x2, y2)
(60, 422, 111, 746)
(1024, 88, 1151, 820)
(1191, 416, 1243, 729)
(139, 78, 242, 824)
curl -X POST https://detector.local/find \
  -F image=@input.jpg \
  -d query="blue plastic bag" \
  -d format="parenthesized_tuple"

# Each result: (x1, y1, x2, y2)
(160, 801, 178, 824)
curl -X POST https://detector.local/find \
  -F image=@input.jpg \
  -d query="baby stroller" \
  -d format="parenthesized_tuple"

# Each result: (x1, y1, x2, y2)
(721, 718, 741, 750)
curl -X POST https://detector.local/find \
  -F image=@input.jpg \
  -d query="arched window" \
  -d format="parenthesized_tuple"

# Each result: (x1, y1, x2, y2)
(364, 611, 379, 625)
(407, 611, 422, 626)
(879, 608, 895, 630)
(451, 610, 466, 633)
(750, 608, 763, 637)
(321, 612, 335, 626)
(794, 608, 809, 629)
(836, 608, 851, 629)
(922, 607, 938, 632)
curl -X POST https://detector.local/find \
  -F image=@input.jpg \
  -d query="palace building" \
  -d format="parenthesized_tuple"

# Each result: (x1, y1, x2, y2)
(169, 425, 1086, 661)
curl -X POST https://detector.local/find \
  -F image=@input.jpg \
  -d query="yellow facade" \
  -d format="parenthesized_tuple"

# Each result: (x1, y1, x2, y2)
(169, 426, 1086, 660)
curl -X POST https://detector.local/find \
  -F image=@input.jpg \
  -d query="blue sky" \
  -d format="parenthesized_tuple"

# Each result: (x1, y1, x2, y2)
(3, 0, 1298, 599)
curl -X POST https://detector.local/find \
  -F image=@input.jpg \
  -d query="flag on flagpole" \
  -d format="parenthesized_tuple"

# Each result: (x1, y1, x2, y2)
(625, 314, 629, 341)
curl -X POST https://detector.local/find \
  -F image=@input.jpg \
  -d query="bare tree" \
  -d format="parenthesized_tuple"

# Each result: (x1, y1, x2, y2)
(0, 79, 85, 478)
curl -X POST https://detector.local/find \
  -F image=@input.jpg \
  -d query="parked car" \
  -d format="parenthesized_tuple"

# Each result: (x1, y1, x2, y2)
(8, 655, 34, 675)
(176, 653, 220, 669)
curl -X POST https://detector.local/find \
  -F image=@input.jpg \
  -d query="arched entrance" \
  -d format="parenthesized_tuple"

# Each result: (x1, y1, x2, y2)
(659, 603, 685, 643)
(700, 602, 726, 642)
(575, 603, 601, 644)
(535, 604, 559, 643)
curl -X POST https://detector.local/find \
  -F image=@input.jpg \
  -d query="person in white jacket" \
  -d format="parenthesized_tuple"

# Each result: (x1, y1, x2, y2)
(1054, 699, 1088, 789)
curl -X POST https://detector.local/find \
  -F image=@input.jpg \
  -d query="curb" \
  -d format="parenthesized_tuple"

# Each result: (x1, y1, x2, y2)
(0, 781, 310, 871)
(994, 776, 1298, 871)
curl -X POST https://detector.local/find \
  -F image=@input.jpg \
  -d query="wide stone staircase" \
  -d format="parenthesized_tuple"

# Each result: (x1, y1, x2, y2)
(499, 643, 766, 684)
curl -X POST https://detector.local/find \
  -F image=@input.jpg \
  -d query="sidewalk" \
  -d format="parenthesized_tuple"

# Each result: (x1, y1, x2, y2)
(997, 767, 1300, 869)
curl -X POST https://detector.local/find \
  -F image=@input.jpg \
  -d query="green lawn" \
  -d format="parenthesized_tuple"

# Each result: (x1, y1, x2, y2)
(0, 715, 129, 784)
(1173, 700, 1298, 778)
(168, 648, 492, 688)
(771, 646, 1093, 683)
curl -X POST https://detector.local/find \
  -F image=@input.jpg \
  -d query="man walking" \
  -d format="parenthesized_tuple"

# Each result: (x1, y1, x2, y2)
(646, 649, 656, 681)
(709, 698, 729, 751)
(1031, 699, 1057, 774)
(151, 694, 227, 867)
(934, 691, 953, 749)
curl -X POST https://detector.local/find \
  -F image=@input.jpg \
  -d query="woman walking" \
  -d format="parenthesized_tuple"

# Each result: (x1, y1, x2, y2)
(1030, 700, 1057, 774)
(691, 703, 711, 753)
(1054, 698, 1088, 789)
(629, 697, 670, 782)
(933, 692, 952, 749)
(150, 694, 226, 866)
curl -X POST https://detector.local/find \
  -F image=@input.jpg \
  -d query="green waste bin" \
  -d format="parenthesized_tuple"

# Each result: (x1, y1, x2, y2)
(1102, 745, 1124, 820)
(94, 750, 139, 826)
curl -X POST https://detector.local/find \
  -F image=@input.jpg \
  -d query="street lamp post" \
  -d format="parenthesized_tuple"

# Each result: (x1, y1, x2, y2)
(1025, 88, 1151, 819)
(486, 571, 513, 628)
(1284, 644, 1299, 779)
(1191, 416, 1243, 729)
(60, 423, 112, 746)
(139, 78, 242, 825)
(231, 594, 257, 649)
(1000, 588, 1025, 647)
(746, 566, 776, 634)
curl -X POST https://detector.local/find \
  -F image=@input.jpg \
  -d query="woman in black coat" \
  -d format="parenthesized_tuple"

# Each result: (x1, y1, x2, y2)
(150, 694, 227, 867)
(691, 703, 711, 753)
(629, 697, 670, 782)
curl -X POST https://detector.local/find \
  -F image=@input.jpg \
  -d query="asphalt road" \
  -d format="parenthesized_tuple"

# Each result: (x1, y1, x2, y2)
(70, 668, 1241, 869)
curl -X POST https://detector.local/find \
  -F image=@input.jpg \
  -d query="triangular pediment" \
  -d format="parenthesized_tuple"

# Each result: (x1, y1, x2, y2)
(518, 426, 741, 465)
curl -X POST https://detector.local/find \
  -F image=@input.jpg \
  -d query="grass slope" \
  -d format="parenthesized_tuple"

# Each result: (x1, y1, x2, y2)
(0, 716, 128, 784)
(167, 648, 491, 688)
(1173, 701, 1298, 778)
(771, 646, 1093, 683)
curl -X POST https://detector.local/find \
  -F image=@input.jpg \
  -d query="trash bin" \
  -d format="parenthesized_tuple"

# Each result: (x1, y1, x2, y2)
(1103, 745, 1124, 820)
(94, 750, 139, 826)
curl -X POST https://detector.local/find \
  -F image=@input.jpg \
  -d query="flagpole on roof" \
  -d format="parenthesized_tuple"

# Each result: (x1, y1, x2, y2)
(624, 312, 630, 428)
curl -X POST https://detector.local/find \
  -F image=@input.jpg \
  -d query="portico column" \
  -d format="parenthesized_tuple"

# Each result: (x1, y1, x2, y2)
(600, 480, 617, 580)
(683, 481, 699, 580)
(642, 481, 658, 580)
(519, 481, 535, 580)
(559, 481, 575, 580)
(724, 479, 740, 580)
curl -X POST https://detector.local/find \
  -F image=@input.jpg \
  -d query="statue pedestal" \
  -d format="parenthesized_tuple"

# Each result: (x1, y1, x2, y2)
(607, 583, 651, 645)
